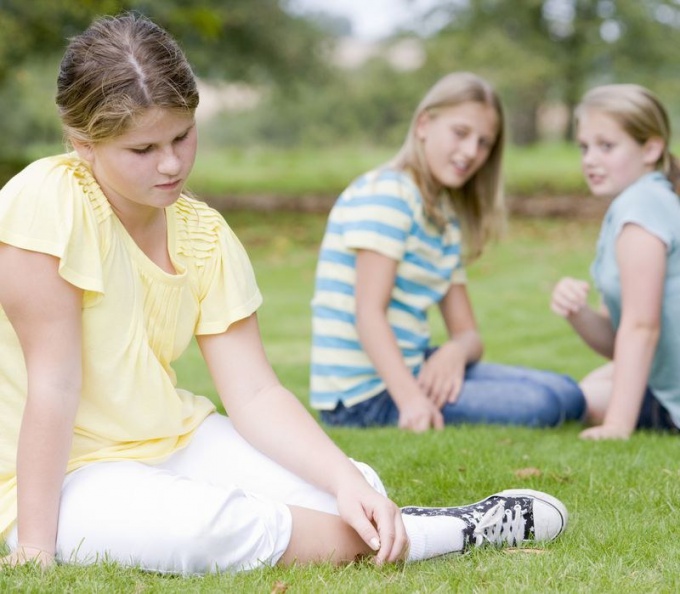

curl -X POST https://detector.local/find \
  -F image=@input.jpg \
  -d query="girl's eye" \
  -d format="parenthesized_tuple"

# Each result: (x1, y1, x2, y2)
(174, 132, 189, 144)
(599, 142, 614, 152)
(453, 127, 467, 139)
(131, 146, 153, 155)
(578, 143, 587, 154)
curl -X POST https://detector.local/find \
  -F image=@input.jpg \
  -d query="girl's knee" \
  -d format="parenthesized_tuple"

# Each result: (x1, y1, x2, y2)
(518, 389, 564, 427)
(351, 459, 387, 496)
(530, 383, 586, 426)
(528, 373, 585, 422)
(56, 462, 293, 574)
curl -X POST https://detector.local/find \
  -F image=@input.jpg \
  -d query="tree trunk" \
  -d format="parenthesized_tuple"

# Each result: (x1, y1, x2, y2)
(509, 100, 540, 146)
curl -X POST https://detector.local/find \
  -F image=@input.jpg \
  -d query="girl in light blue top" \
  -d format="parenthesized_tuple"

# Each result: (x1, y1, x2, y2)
(551, 84, 680, 440)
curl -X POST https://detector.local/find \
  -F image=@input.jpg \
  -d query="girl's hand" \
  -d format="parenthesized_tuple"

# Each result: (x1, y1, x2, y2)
(335, 481, 408, 565)
(0, 546, 54, 570)
(398, 396, 444, 432)
(579, 424, 632, 440)
(551, 277, 590, 318)
(417, 341, 466, 406)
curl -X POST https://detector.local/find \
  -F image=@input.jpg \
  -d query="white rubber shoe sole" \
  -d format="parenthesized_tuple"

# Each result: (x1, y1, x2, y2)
(493, 488, 568, 542)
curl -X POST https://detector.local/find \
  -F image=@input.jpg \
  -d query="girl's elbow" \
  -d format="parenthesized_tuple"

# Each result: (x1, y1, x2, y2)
(467, 331, 484, 361)
(355, 303, 386, 330)
(632, 318, 661, 335)
(620, 319, 661, 345)
(474, 341, 484, 362)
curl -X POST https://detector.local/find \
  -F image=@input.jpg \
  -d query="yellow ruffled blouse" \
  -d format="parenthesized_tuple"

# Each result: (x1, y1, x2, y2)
(0, 154, 262, 537)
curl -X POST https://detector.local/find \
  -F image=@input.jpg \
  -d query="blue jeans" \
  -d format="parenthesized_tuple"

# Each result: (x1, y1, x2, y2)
(638, 387, 678, 431)
(320, 361, 586, 429)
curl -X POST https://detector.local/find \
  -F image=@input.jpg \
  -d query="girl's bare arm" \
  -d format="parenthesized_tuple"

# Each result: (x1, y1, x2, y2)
(0, 245, 82, 565)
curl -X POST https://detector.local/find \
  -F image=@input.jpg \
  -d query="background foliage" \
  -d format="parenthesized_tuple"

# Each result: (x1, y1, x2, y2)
(422, 0, 680, 143)
(3, 0, 680, 187)
(0, 0, 328, 170)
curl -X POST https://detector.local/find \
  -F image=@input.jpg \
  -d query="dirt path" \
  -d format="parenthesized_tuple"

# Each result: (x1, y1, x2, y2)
(204, 193, 609, 220)
(505, 194, 608, 220)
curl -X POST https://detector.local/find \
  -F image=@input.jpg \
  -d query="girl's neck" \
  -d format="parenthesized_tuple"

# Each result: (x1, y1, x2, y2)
(113, 204, 175, 274)
(114, 203, 165, 236)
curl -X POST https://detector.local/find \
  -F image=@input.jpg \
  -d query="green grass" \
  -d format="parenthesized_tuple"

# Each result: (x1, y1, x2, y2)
(4, 213, 680, 593)
(188, 142, 588, 200)
(188, 145, 393, 199)
(504, 143, 588, 197)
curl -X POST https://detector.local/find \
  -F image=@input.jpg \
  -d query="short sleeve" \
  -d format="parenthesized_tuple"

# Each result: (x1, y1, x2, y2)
(0, 155, 105, 295)
(174, 200, 262, 335)
(338, 171, 416, 261)
(613, 174, 677, 250)
(451, 266, 467, 284)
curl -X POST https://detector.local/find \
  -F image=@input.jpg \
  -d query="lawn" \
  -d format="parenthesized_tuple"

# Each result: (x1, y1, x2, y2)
(187, 142, 589, 201)
(3, 212, 679, 593)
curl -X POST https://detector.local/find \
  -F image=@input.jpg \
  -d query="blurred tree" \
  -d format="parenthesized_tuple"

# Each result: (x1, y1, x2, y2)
(205, 56, 423, 149)
(143, 0, 330, 85)
(421, 0, 680, 143)
(0, 0, 329, 164)
(0, 0, 328, 85)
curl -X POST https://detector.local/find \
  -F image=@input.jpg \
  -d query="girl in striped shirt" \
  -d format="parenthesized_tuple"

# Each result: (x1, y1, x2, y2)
(311, 72, 585, 432)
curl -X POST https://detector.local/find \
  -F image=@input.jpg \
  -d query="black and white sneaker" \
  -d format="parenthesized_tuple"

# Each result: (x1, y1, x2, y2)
(401, 489, 567, 549)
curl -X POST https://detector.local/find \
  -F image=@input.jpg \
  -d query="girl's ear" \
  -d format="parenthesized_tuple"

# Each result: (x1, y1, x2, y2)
(642, 136, 665, 166)
(415, 111, 431, 141)
(71, 139, 94, 163)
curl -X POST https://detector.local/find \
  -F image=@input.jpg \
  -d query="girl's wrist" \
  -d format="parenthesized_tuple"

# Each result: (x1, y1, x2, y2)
(442, 338, 471, 363)
(602, 409, 637, 435)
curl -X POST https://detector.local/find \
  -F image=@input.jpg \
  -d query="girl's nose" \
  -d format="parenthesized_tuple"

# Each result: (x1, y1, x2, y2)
(461, 136, 481, 159)
(158, 148, 181, 176)
(581, 147, 595, 167)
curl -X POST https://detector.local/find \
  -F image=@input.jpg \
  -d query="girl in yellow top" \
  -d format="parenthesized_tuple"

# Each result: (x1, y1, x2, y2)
(0, 13, 567, 574)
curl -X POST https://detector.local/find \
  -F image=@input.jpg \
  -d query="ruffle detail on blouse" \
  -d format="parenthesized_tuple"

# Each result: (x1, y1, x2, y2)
(60, 155, 114, 226)
(174, 196, 226, 269)
(170, 197, 262, 334)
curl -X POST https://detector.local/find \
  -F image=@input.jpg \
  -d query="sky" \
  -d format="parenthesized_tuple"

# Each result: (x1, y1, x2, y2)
(288, 0, 442, 40)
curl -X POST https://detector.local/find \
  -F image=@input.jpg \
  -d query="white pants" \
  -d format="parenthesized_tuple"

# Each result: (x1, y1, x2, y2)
(6, 414, 386, 575)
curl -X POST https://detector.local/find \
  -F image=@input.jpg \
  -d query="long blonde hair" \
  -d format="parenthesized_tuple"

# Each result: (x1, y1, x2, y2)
(56, 13, 199, 146)
(391, 72, 505, 262)
(576, 84, 680, 194)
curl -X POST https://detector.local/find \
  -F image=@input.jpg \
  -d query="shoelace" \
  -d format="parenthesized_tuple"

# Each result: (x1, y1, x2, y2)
(471, 502, 527, 547)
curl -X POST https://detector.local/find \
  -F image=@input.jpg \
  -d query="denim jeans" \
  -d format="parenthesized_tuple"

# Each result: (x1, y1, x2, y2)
(320, 361, 586, 429)
(638, 387, 678, 431)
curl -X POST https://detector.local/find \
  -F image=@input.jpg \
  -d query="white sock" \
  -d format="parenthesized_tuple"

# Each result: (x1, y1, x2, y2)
(401, 513, 467, 562)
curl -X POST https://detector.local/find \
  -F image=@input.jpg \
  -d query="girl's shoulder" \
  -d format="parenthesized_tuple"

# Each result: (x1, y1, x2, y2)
(343, 167, 422, 206)
(3, 153, 88, 189)
(172, 195, 248, 265)
(0, 154, 108, 294)
(610, 172, 680, 227)
(354, 166, 417, 188)
(0, 153, 112, 227)
(173, 194, 226, 231)
(0, 153, 111, 223)
(607, 172, 680, 241)
(615, 171, 677, 209)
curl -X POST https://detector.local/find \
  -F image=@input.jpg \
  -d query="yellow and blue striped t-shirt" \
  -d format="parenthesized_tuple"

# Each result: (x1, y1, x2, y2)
(310, 168, 466, 410)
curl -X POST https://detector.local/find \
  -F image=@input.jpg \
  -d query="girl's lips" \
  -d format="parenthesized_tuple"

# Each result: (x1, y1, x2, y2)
(156, 179, 182, 190)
